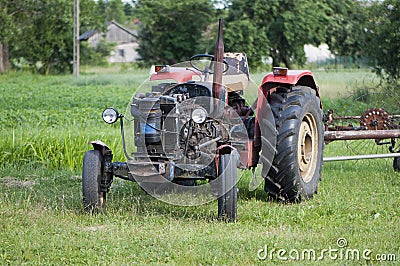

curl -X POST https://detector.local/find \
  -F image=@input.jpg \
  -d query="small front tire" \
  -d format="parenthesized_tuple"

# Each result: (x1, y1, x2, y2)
(82, 150, 106, 212)
(217, 153, 238, 222)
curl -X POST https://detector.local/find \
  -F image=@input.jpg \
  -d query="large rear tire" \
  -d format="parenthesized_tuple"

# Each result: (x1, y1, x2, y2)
(264, 86, 324, 201)
(217, 153, 238, 222)
(82, 150, 106, 212)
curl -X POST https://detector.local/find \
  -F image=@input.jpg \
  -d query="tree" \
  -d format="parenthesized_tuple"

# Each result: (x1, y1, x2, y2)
(323, 0, 368, 64)
(135, 0, 215, 66)
(96, 0, 107, 16)
(106, 0, 126, 24)
(1, 0, 102, 74)
(80, 40, 115, 66)
(0, 0, 33, 73)
(225, 0, 332, 68)
(224, 0, 264, 68)
(124, 2, 135, 18)
(363, 0, 400, 79)
(224, 19, 269, 68)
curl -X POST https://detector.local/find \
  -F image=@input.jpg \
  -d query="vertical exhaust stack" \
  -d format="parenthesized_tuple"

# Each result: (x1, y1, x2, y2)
(212, 19, 225, 102)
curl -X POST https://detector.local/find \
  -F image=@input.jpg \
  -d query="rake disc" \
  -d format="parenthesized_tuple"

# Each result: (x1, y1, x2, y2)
(323, 85, 400, 168)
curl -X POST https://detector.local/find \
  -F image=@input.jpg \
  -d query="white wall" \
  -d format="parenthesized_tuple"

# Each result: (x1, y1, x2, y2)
(107, 43, 139, 63)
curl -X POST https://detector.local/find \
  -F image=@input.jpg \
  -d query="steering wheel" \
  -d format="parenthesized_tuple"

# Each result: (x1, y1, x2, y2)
(189, 54, 229, 75)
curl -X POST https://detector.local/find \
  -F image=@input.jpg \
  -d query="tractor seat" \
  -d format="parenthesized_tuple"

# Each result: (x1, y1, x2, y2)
(222, 52, 250, 92)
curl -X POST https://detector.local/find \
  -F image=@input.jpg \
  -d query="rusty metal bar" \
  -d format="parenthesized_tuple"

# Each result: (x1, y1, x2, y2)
(324, 153, 400, 162)
(198, 136, 222, 149)
(331, 114, 400, 120)
(324, 129, 400, 141)
(332, 115, 361, 120)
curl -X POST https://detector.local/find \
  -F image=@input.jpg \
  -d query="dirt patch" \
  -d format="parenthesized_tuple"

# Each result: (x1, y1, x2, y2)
(70, 175, 82, 180)
(0, 176, 36, 188)
(80, 225, 107, 232)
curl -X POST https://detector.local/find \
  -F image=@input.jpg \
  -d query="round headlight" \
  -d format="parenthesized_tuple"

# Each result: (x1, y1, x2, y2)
(102, 107, 119, 124)
(191, 107, 207, 124)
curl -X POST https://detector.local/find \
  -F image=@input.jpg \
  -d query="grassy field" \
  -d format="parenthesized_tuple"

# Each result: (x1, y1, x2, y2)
(0, 69, 399, 265)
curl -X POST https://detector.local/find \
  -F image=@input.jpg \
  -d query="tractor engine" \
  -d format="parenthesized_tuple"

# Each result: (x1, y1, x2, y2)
(130, 82, 229, 179)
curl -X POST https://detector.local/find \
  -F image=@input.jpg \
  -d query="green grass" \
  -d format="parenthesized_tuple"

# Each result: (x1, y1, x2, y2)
(313, 69, 378, 99)
(0, 70, 399, 265)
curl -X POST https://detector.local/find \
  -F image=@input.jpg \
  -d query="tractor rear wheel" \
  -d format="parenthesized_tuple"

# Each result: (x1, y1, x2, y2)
(82, 150, 106, 212)
(217, 153, 238, 222)
(264, 86, 324, 201)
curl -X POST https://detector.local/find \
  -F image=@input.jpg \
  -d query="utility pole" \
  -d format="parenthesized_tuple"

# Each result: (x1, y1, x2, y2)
(73, 0, 80, 78)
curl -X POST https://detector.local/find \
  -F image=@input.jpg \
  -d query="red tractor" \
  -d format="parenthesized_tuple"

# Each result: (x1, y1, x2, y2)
(82, 19, 324, 221)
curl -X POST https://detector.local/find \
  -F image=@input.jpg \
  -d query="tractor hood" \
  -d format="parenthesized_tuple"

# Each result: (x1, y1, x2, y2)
(150, 66, 201, 84)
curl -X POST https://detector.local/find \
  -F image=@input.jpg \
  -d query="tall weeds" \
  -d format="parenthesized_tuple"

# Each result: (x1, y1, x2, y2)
(0, 128, 124, 171)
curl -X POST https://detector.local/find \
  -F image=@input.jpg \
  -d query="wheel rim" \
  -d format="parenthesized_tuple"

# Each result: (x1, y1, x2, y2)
(298, 113, 318, 183)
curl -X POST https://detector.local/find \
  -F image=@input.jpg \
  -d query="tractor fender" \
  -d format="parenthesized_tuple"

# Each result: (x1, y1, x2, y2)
(89, 140, 112, 156)
(261, 70, 320, 98)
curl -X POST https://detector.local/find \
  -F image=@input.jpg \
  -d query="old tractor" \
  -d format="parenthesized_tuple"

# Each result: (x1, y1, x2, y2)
(82, 19, 399, 221)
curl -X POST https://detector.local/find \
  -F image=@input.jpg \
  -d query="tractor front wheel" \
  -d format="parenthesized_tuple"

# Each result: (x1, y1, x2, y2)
(82, 150, 106, 212)
(264, 86, 324, 201)
(217, 153, 238, 222)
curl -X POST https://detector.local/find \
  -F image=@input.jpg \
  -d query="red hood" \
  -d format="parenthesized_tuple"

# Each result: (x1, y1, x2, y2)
(150, 67, 201, 83)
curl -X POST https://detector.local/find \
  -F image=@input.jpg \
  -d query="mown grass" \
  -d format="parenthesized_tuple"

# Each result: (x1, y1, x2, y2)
(0, 69, 399, 265)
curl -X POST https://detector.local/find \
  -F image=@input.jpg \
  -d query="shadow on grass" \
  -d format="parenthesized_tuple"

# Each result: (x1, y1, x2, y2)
(101, 176, 273, 221)
(103, 181, 218, 222)
(0, 164, 299, 222)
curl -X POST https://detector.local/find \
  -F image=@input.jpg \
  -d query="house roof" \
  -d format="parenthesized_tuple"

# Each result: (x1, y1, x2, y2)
(106, 21, 138, 38)
(79, 21, 137, 42)
(79, 29, 98, 41)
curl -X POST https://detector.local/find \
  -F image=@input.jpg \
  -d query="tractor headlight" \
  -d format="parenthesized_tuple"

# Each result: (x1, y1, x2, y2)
(102, 107, 119, 124)
(191, 107, 207, 124)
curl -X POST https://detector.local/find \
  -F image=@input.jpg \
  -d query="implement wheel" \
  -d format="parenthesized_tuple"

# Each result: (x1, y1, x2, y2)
(394, 157, 400, 172)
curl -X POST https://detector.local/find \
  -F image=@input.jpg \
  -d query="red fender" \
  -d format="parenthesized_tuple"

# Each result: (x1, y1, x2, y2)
(261, 69, 320, 98)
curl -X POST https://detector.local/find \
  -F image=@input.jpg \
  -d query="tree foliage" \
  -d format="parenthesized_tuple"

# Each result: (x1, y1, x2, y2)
(323, 0, 368, 59)
(80, 41, 115, 66)
(135, 0, 215, 66)
(0, 0, 34, 72)
(124, 2, 135, 18)
(362, 0, 400, 79)
(1, 0, 102, 74)
(1, 0, 400, 77)
(106, 0, 126, 24)
(225, 0, 331, 68)
(224, 19, 269, 68)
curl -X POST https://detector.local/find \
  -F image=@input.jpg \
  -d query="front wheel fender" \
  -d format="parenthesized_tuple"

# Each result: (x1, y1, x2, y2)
(89, 140, 112, 156)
